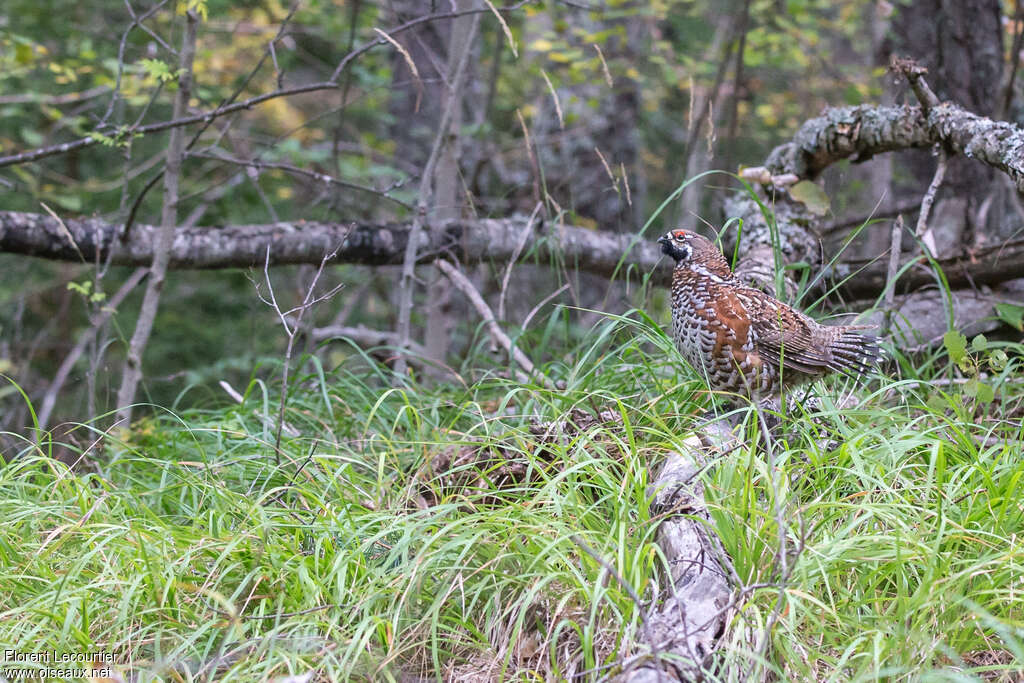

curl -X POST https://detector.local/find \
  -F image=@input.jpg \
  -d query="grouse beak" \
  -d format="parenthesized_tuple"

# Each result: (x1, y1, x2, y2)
(657, 234, 670, 245)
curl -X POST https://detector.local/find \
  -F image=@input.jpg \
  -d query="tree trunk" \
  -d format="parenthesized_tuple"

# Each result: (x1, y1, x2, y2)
(424, 1, 476, 373)
(886, 0, 1004, 256)
(114, 12, 198, 426)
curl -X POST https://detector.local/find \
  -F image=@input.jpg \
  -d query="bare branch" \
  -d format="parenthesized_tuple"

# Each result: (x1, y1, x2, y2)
(0, 2, 530, 172)
(890, 56, 941, 111)
(763, 103, 1024, 192)
(0, 86, 111, 106)
(255, 242, 345, 461)
(311, 324, 427, 356)
(0, 80, 338, 171)
(37, 268, 148, 431)
(189, 150, 413, 209)
(115, 11, 199, 425)
(0, 211, 667, 279)
(435, 259, 553, 388)
(915, 150, 948, 256)
(7, 209, 1024, 302)
(394, 10, 482, 378)
(100, 0, 172, 127)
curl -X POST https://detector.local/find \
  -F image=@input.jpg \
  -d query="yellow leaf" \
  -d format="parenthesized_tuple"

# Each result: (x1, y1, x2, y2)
(789, 180, 831, 216)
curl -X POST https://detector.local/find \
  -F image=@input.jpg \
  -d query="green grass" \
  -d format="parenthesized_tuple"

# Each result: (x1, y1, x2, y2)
(1, 315, 1023, 681)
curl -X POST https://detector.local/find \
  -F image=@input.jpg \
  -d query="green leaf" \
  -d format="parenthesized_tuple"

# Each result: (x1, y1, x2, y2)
(789, 181, 831, 216)
(963, 378, 994, 403)
(989, 349, 1009, 372)
(943, 331, 967, 363)
(178, 0, 209, 19)
(67, 281, 90, 296)
(15, 43, 34, 65)
(971, 334, 988, 352)
(88, 131, 117, 147)
(50, 194, 82, 211)
(140, 58, 175, 83)
(925, 394, 948, 413)
(995, 302, 1024, 331)
(20, 127, 43, 146)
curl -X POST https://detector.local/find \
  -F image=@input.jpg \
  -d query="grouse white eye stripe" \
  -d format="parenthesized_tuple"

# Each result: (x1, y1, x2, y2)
(660, 229, 881, 402)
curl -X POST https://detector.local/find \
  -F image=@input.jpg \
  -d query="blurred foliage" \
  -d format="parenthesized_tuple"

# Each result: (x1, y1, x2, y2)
(0, 0, 1014, 429)
(1, 0, 884, 222)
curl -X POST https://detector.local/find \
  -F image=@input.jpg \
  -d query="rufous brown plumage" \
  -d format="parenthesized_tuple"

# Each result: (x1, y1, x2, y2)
(658, 229, 881, 401)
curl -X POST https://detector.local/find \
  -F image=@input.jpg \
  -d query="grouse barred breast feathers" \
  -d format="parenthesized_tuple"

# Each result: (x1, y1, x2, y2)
(658, 229, 882, 400)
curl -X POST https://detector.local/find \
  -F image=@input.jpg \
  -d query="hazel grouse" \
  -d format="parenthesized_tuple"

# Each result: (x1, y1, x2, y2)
(658, 229, 882, 401)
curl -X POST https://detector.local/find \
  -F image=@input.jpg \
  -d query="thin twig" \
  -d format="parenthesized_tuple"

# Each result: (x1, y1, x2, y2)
(0, 85, 110, 106)
(189, 150, 413, 209)
(521, 282, 569, 331)
(435, 258, 553, 388)
(329, 1, 527, 83)
(0, 2, 530, 172)
(257, 243, 345, 462)
(882, 215, 905, 336)
(120, 1, 304, 241)
(497, 202, 543, 322)
(916, 151, 948, 257)
(100, 0, 171, 127)
(0, 81, 336, 171)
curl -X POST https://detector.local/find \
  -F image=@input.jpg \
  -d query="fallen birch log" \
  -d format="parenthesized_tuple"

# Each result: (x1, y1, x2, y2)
(620, 421, 740, 682)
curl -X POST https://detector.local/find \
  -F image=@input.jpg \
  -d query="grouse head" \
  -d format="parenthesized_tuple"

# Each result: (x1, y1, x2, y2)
(657, 229, 732, 278)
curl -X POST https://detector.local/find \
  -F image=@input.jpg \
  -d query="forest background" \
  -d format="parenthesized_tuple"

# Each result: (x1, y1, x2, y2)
(1, 0, 1024, 680)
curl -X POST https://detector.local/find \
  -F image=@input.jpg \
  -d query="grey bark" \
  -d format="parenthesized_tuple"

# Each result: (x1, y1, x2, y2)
(620, 428, 737, 681)
(726, 99, 1024, 303)
(114, 12, 197, 425)
(311, 324, 427, 357)
(392, 10, 481, 378)
(6, 208, 1024, 302)
(886, 0, 1004, 249)
(0, 211, 669, 282)
(763, 104, 1024, 190)
(424, 1, 476, 371)
(858, 282, 1024, 349)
